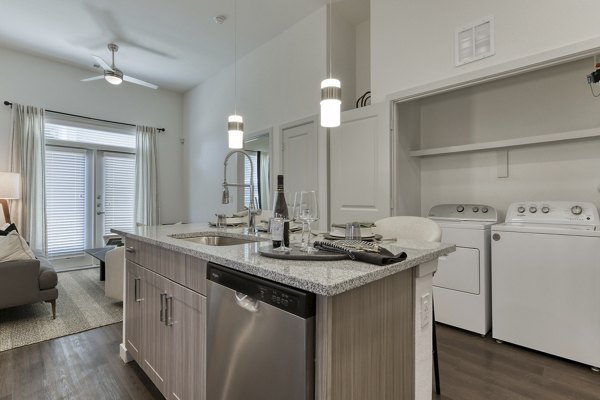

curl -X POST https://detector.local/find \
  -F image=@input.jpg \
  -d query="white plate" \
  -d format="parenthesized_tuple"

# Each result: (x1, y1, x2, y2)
(328, 231, 375, 239)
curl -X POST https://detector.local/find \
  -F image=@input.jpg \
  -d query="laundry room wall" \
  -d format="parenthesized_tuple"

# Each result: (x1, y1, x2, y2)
(371, 0, 600, 103)
(397, 56, 600, 216)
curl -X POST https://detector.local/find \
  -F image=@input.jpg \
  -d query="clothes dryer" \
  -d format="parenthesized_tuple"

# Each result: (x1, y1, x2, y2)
(428, 204, 499, 335)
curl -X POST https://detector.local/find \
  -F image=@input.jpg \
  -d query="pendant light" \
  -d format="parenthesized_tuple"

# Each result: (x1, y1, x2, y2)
(320, 0, 341, 128)
(227, 0, 244, 149)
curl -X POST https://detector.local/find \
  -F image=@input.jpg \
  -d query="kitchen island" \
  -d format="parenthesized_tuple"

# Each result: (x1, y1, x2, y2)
(113, 223, 455, 400)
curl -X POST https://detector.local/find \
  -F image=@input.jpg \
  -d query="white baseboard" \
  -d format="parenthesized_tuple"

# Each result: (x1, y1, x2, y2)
(120, 343, 132, 363)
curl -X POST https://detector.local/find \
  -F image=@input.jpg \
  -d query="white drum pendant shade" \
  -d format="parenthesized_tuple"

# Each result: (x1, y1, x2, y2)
(228, 114, 244, 149)
(320, 78, 341, 127)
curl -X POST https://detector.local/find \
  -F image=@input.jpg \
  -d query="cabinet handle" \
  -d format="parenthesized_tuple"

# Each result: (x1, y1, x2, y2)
(166, 296, 174, 327)
(134, 278, 142, 302)
(126, 246, 136, 253)
(160, 293, 167, 322)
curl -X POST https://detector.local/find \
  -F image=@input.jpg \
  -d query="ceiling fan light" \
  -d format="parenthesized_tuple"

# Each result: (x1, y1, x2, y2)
(227, 114, 244, 149)
(320, 78, 341, 127)
(104, 70, 123, 85)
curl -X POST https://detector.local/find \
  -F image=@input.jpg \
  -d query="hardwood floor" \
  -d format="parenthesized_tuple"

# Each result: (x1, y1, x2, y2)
(0, 323, 164, 400)
(434, 323, 600, 400)
(1, 321, 598, 399)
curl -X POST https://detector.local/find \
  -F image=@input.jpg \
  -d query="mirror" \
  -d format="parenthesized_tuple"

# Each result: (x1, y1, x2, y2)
(238, 131, 272, 212)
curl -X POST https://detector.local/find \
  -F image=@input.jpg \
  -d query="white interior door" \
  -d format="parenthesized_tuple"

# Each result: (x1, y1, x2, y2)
(281, 118, 318, 198)
(329, 102, 391, 224)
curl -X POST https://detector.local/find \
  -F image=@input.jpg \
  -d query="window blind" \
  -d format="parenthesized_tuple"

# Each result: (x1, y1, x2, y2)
(45, 148, 88, 257)
(45, 122, 136, 149)
(103, 154, 136, 234)
(244, 151, 259, 208)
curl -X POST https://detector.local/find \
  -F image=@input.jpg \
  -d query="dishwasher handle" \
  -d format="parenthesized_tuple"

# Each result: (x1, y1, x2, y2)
(234, 292, 259, 313)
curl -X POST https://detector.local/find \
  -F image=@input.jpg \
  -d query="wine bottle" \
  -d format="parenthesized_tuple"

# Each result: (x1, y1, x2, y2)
(272, 175, 290, 247)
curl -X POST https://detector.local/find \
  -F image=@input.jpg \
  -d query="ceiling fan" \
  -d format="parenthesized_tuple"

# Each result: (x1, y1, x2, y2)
(81, 43, 158, 89)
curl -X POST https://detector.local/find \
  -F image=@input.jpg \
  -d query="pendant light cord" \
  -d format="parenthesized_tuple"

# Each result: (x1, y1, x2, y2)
(329, 0, 332, 78)
(234, 0, 238, 114)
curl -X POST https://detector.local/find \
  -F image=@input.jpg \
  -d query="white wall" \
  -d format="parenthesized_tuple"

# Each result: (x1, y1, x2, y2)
(371, 0, 600, 102)
(0, 46, 185, 224)
(397, 57, 600, 215)
(332, 9, 356, 111)
(184, 7, 327, 223)
(355, 20, 371, 102)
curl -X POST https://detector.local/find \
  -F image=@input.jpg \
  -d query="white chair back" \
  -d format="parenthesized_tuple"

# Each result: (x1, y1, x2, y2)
(374, 216, 442, 243)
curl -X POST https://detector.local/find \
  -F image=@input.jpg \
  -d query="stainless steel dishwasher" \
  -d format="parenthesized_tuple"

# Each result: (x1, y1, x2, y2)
(206, 262, 316, 400)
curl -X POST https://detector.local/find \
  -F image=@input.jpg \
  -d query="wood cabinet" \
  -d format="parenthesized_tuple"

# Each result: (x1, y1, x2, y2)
(125, 261, 143, 362)
(124, 240, 207, 400)
(166, 280, 206, 400)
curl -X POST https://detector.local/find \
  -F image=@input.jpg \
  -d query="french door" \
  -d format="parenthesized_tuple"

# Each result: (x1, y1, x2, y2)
(45, 146, 135, 258)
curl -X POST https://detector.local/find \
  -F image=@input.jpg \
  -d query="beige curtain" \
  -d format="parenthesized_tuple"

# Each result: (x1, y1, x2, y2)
(9, 103, 46, 251)
(135, 126, 159, 226)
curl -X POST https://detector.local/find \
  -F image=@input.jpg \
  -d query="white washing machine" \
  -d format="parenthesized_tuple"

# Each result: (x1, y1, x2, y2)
(428, 204, 499, 335)
(492, 201, 600, 370)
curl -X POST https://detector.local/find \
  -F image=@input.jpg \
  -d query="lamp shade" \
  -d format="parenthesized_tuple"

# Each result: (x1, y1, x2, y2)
(0, 172, 20, 199)
(227, 114, 244, 149)
(320, 78, 342, 127)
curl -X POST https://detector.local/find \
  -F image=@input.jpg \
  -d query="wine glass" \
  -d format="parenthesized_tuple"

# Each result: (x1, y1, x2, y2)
(298, 191, 319, 253)
(292, 191, 306, 249)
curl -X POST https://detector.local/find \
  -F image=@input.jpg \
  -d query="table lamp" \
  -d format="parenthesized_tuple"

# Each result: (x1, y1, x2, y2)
(0, 172, 20, 224)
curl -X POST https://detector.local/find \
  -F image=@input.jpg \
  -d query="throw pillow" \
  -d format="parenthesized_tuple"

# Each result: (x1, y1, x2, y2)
(0, 223, 19, 236)
(0, 231, 36, 262)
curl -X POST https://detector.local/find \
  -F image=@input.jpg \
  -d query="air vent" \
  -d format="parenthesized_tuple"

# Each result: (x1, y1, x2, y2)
(455, 16, 494, 66)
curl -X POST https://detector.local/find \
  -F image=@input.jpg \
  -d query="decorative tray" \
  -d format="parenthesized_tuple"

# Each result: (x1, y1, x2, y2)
(258, 245, 348, 261)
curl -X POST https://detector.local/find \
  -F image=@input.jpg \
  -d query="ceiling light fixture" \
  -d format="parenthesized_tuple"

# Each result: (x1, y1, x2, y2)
(320, 0, 341, 128)
(104, 43, 123, 85)
(227, 0, 244, 149)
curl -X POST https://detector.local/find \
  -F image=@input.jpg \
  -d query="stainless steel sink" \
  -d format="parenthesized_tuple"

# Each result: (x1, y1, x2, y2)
(170, 234, 260, 246)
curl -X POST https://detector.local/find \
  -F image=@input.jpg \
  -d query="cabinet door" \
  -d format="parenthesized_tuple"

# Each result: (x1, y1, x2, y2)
(330, 103, 391, 223)
(142, 269, 171, 394)
(125, 261, 144, 362)
(167, 281, 207, 400)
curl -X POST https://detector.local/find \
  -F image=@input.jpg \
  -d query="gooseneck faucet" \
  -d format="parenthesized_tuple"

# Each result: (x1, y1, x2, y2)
(222, 150, 261, 233)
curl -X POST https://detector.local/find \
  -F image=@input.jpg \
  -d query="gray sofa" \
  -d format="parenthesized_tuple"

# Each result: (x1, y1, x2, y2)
(0, 252, 58, 318)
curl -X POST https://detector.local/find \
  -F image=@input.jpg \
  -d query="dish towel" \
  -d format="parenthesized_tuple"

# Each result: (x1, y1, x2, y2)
(312, 240, 407, 266)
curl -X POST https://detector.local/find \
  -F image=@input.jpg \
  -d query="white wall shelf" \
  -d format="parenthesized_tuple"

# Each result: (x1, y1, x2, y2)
(409, 126, 600, 157)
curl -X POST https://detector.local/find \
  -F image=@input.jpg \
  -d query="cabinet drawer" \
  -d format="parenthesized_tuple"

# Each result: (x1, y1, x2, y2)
(125, 238, 207, 296)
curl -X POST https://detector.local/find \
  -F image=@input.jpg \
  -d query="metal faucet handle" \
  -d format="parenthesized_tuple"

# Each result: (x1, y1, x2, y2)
(249, 208, 262, 215)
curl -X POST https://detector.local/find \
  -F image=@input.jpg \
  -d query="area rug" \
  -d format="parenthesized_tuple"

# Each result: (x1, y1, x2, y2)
(0, 268, 123, 352)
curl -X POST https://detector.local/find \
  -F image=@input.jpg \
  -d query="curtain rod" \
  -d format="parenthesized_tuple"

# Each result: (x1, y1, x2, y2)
(3, 101, 165, 132)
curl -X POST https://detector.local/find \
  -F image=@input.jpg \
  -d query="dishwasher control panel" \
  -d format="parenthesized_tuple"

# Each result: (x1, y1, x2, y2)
(208, 263, 316, 318)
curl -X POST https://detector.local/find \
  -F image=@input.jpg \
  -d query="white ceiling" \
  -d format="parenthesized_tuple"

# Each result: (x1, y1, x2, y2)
(0, 0, 369, 93)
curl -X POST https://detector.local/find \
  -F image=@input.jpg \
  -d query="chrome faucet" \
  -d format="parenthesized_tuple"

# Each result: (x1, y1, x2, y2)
(222, 150, 261, 233)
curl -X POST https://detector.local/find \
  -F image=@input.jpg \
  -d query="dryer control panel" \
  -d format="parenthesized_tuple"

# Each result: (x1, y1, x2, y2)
(428, 204, 498, 222)
(505, 201, 600, 225)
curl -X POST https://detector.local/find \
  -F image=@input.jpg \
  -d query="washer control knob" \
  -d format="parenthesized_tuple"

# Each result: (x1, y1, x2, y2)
(517, 206, 526, 214)
(456, 205, 464, 212)
(481, 207, 489, 213)
(472, 207, 479, 212)
(571, 205, 583, 215)
(541, 206, 550, 214)
(529, 206, 537, 213)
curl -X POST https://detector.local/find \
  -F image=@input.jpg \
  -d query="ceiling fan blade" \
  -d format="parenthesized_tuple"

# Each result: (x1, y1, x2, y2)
(81, 75, 105, 82)
(92, 55, 112, 71)
(123, 75, 158, 89)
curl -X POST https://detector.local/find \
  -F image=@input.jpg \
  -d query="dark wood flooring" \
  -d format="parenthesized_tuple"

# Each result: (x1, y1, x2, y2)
(1, 322, 599, 399)
(434, 323, 600, 400)
(0, 323, 164, 400)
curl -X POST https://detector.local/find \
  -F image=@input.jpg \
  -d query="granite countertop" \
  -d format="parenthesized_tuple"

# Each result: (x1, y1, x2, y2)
(112, 223, 455, 296)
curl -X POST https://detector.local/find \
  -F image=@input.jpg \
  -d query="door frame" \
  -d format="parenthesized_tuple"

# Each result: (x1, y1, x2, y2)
(279, 115, 321, 222)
